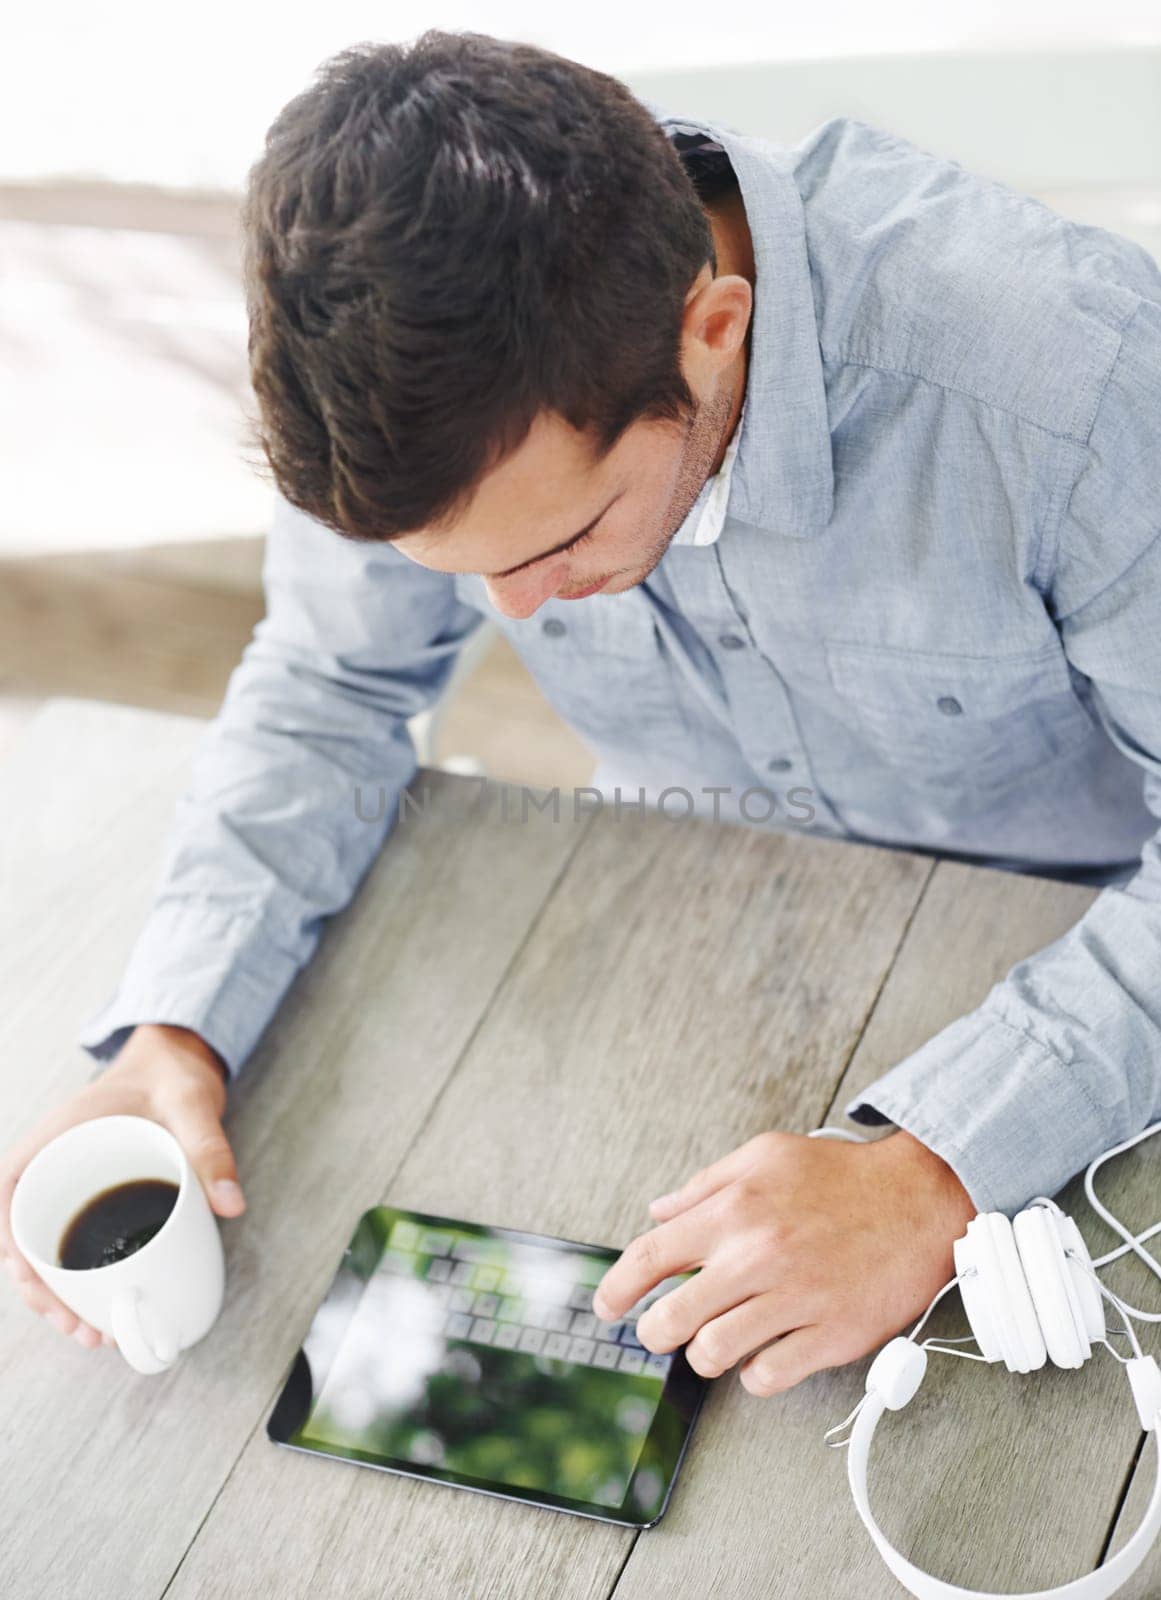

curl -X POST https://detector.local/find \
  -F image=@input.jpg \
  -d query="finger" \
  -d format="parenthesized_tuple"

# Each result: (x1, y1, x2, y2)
(5, 1250, 56, 1313)
(594, 1213, 711, 1322)
(739, 1325, 836, 1397)
(6, 1252, 68, 1316)
(4, 1248, 35, 1287)
(647, 1136, 767, 1222)
(636, 1258, 761, 1354)
(0, 1085, 140, 1257)
(6, 1254, 103, 1347)
(17, 1274, 78, 1328)
(684, 1288, 798, 1378)
(155, 1083, 246, 1217)
(0, 1171, 17, 1260)
(0, 1154, 48, 1261)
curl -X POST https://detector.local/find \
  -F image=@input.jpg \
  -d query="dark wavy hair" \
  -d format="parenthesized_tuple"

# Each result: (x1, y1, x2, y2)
(240, 30, 714, 541)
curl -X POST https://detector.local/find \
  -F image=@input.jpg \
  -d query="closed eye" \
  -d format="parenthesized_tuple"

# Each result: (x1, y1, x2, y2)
(488, 487, 625, 579)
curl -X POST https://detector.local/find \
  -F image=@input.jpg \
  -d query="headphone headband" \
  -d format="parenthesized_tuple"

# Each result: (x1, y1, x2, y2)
(846, 1369, 1161, 1600)
(820, 1121, 1161, 1598)
(839, 1193, 1161, 1600)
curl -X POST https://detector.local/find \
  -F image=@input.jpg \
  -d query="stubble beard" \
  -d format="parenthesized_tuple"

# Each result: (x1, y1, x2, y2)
(604, 384, 737, 594)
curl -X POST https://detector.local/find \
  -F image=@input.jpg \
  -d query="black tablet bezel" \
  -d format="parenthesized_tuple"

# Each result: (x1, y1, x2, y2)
(267, 1205, 708, 1528)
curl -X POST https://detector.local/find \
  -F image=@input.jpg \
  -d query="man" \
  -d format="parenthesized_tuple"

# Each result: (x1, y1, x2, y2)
(3, 31, 1159, 1398)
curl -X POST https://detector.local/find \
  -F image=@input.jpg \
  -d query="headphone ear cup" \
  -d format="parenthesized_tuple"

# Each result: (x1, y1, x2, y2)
(954, 1227, 1001, 1362)
(1012, 1205, 1087, 1369)
(955, 1213, 1046, 1373)
(1058, 1211, 1105, 1347)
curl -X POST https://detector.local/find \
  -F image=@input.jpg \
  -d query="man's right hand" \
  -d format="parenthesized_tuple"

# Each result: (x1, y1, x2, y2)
(0, 1024, 245, 1350)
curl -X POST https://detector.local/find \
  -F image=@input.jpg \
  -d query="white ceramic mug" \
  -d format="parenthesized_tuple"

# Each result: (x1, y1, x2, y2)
(9, 1114, 226, 1376)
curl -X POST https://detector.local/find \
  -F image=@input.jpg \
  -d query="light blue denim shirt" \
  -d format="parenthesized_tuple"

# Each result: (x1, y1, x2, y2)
(81, 110, 1161, 1220)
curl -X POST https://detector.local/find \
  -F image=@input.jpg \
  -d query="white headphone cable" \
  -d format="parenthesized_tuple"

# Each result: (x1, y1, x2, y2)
(1063, 1248, 1147, 1361)
(823, 1272, 986, 1449)
(809, 1118, 1161, 1444)
(1083, 1119, 1161, 1318)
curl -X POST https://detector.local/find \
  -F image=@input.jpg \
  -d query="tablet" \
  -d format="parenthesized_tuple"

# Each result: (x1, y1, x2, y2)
(267, 1205, 707, 1526)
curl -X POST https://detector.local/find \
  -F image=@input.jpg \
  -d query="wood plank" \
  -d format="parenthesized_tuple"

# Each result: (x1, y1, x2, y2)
(0, 701, 584, 1600)
(164, 801, 932, 1599)
(0, 180, 241, 237)
(612, 859, 1157, 1598)
(0, 558, 263, 715)
(1073, 1152, 1161, 1597)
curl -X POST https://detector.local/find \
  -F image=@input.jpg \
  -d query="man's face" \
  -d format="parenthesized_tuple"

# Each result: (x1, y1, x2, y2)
(392, 265, 751, 619)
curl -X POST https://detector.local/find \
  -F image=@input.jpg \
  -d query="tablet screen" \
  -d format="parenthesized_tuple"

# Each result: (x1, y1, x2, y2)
(268, 1206, 706, 1526)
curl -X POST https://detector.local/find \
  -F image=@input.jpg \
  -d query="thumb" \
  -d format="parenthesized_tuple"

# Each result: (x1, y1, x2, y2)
(158, 1089, 246, 1218)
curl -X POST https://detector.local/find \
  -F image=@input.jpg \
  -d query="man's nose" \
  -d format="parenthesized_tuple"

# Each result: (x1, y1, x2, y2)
(483, 562, 567, 619)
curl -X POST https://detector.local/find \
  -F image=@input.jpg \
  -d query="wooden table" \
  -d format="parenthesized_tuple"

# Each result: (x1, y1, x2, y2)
(4, 700, 1160, 1600)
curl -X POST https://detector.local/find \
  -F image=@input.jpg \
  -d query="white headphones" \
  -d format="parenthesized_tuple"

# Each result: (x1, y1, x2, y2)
(809, 1122, 1161, 1600)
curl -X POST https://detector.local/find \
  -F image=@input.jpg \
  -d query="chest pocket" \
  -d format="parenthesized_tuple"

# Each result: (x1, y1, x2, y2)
(824, 640, 1095, 796)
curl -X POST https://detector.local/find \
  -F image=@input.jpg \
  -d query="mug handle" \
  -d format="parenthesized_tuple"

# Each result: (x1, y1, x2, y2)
(110, 1286, 179, 1376)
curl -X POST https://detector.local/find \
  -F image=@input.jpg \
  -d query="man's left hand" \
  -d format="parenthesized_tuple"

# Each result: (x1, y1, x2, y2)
(592, 1127, 976, 1396)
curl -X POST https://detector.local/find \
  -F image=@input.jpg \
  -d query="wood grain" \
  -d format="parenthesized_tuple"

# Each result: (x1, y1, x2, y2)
(1070, 1129, 1161, 1599)
(164, 791, 931, 1599)
(0, 557, 263, 714)
(612, 859, 1156, 1598)
(0, 702, 584, 1600)
(6, 703, 1147, 1600)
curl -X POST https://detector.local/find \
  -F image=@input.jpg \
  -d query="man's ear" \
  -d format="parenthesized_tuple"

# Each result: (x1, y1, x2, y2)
(680, 271, 752, 387)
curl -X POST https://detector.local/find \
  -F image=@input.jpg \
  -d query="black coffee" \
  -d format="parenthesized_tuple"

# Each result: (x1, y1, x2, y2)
(58, 1179, 179, 1270)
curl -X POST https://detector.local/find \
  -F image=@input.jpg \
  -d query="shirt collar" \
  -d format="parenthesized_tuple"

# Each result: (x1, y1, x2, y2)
(656, 110, 835, 540)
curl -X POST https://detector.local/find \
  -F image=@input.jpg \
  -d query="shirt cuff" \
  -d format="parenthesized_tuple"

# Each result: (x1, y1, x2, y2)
(77, 899, 305, 1079)
(842, 1009, 1114, 1217)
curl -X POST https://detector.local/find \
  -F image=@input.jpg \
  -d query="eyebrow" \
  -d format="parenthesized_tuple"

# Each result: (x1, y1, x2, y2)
(483, 490, 626, 579)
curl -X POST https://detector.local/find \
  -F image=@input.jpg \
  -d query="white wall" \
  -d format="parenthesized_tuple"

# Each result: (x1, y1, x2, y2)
(2, 4, 1160, 189)
(628, 49, 1161, 190)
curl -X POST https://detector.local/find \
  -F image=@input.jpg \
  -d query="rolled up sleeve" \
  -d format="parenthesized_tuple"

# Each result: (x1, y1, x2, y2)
(844, 295, 1161, 1216)
(78, 493, 483, 1077)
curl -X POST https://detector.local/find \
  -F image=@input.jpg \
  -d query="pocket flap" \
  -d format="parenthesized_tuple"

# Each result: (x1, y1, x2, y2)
(825, 641, 1073, 721)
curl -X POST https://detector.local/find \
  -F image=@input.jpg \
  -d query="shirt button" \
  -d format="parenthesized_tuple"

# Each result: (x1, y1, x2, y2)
(542, 617, 567, 638)
(767, 757, 793, 773)
(936, 695, 963, 716)
(718, 632, 745, 651)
